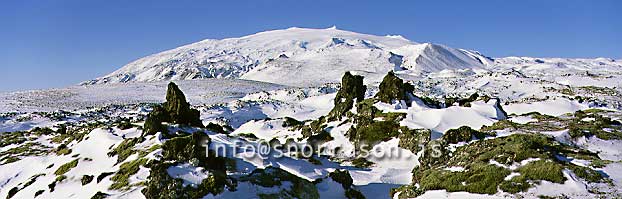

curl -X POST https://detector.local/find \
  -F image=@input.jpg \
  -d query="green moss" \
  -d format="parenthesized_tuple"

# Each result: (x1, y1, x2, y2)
(499, 178, 530, 193)
(499, 160, 567, 193)
(390, 185, 425, 198)
(398, 128, 431, 154)
(569, 165, 605, 183)
(301, 116, 328, 140)
(307, 130, 334, 148)
(55, 175, 67, 182)
(418, 163, 511, 194)
(138, 144, 161, 158)
(55, 144, 72, 155)
(578, 86, 620, 95)
(108, 137, 142, 164)
(590, 159, 613, 168)
(344, 99, 409, 151)
(110, 158, 148, 190)
(0, 131, 28, 147)
(50, 125, 89, 145)
(0, 142, 51, 165)
(518, 160, 565, 183)
(491, 110, 622, 140)
(353, 120, 400, 145)
(401, 133, 609, 197)
(480, 119, 522, 132)
(54, 159, 79, 176)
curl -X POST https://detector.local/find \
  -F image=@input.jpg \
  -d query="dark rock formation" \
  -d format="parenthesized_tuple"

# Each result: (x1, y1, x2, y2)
(143, 82, 203, 135)
(375, 71, 414, 105)
(328, 72, 366, 120)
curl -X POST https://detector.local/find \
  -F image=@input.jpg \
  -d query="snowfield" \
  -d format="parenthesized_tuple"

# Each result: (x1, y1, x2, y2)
(0, 79, 284, 113)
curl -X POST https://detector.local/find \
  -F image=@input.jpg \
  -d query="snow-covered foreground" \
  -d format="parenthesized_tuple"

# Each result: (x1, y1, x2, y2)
(1, 79, 621, 199)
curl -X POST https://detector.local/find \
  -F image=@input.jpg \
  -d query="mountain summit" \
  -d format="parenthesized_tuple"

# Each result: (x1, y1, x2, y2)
(82, 27, 491, 86)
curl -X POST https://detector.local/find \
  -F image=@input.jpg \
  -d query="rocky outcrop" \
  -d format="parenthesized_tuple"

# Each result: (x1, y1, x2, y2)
(143, 82, 203, 135)
(328, 72, 366, 121)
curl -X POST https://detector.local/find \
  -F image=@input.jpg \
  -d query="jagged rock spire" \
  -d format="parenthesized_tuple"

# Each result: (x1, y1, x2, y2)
(328, 72, 367, 120)
(143, 82, 203, 135)
(375, 71, 414, 105)
(163, 82, 202, 127)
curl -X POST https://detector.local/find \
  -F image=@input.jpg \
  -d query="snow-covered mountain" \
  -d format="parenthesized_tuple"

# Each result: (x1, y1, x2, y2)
(81, 27, 492, 86)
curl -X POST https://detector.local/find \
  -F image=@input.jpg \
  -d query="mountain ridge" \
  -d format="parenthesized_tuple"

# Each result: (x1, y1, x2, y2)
(82, 27, 621, 87)
(81, 27, 491, 86)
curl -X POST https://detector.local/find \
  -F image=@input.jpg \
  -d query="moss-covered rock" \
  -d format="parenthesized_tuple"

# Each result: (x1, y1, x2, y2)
(90, 191, 109, 199)
(442, 126, 490, 144)
(143, 82, 204, 135)
(352, 157, 374, 168)
(34, 190, 44, 197)
(375, 71, 414, 105)
(55, 144, 72, 156)
(398, 128, 431, 154)
(444, 93, 480, 107)
(345, 189, 366, 199)
(396, 133, 609, 198)
(569, 164, 606, 183)
(54, 159, 79, 176)
(96, 172, 114, 183)
(143, 105, 169, 135)
(241, 167, 319, 199)
(7, 187, 18, 198)
(161, 132, 226, 171)
(141, 161, 229, 199)
(329, 169, 354, 189)
(81, 175, 94, 185)
(282, 117, 304, 128)
(328, 72, 366, 121)
(107, 137, 142, 164)
(164, 82, 203, 126)
(484, 109, 621, 140)
(205, 122, 232, 134)
(110, 158, 148, 190)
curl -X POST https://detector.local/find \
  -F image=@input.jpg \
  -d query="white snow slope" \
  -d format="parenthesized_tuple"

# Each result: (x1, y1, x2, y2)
(81, 27, 492, 87)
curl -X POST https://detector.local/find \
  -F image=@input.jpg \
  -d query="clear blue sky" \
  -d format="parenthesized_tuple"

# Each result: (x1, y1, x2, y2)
(1, 0, 620, 92)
